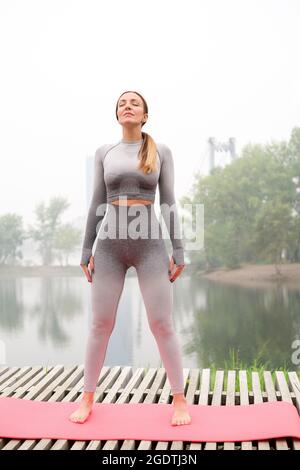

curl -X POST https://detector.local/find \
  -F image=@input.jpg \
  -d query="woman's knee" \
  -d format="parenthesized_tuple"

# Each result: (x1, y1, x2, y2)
(90, 314, 116, 335)
(149, 317, 173, 336)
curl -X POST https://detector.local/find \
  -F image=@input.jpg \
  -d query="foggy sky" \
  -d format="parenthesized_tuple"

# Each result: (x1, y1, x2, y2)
(1, 0, 299, 227)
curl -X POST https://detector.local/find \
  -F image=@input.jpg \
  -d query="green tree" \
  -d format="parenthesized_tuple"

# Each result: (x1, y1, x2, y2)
(0, 213, 25, 265)
(27, 197, 70, 266)
(181, 127, 300, 269)
(53, 223, 81, 266)
(253, 199, 295, 275)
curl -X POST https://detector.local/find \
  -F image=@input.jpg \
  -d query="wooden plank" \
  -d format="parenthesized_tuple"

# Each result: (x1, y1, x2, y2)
(0, 366, 53, 450)
(223, 370, 236, 450)
(0, 366, 9, 376)
(288, 371, 300, 414)
(239, 370, 252, 450)
(0, 367, 25, 449)
(120, 367, 164, 451)
(137, 368, 193, 452)
(205, 370, 224, 450)
(275, 371, 300, 450)
(252, 371, 270, 450)
(180, 368, 201, 451)
(0, 366, 45, 394)
(0, 367, 33, 391)
(0, 366, 299, 451)
(71, 366, 134, 450)
(18, 365, 80, 450)
(190, 368, 210, 450)
(0, 366, 22, 390)
(137, 367, 173, 451)
(169, 368, 190, 451)
(86, 367, 146, 450)
(74, 365, 133, 451)
(34, 364, 98, 450)
(51, 365, 119, 450)
(1, 365, 62, 450)
(263, 371, 289, 450)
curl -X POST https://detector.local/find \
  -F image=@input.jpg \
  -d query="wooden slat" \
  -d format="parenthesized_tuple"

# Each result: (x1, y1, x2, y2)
(0, 366, 9, 377)
(19, 365, 82, 450)
(190, 368, 210, 450)
(0, 366, 22, 390)
(0, 366, 299, 451)
(71, 366, 134, 450)
(252, 371, 270, 450)
(288, 371, 300, 413)
(138, 367, 173, 451)
(205, 370, 224, 450)
(275, 371, 300, 450)
(263, 371, 289, 450)
(51, 365, 119, 450)
(1, 365, 62, 450)
(223, 370, 236, 450)
(239, 370, 252, 450)
(0, 366, 54, 450)
(36, 364, 102, 450)
(104, 366, 158, 451)
(182, 368, 201, 451)
(82, 365, 134, 451)
(169, 368, 190, 451)
(87, 367, 146, 450)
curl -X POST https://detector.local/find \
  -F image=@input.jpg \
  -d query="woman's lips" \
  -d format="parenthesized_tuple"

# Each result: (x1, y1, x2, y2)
(124, 113, 134, 116)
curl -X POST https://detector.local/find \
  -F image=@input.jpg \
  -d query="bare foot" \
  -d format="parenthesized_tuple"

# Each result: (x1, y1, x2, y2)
(171, 397, 192, 426)
(69, 399, 93, 423)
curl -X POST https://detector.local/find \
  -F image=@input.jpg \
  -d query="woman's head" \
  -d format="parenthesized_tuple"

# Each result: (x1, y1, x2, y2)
(115, 90, 158, 175)
(116, 90, 148, 130)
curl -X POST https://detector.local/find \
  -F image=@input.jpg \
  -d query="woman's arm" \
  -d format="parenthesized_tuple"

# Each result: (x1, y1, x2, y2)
(158, 143, 185, 266)
(80, 145, 108, 266)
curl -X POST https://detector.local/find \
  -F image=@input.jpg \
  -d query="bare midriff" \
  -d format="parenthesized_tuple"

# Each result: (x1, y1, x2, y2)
(111, 199, 153, 206)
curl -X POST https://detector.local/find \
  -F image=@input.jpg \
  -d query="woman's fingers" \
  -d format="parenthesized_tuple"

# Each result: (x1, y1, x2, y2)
(168, 256, 185, 283)
(86, 265, 92, 282)
(170, 265, 185, 283)
(80, 263, 92, 283)
(168, 256, 174, 277)
(89, 256, 94, 271)
(88, 256, 94, 281)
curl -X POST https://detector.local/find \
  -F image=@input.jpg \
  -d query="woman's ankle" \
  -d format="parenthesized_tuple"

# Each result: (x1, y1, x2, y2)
(82, 391, 94, 403)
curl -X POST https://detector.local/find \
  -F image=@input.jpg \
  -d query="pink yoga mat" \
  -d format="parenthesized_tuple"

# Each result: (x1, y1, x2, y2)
(0, 397, 300, 442)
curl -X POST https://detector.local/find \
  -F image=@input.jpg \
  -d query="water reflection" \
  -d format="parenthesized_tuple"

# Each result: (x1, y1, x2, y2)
(0, 272, 300, 371)
(183, 277, 300, 370)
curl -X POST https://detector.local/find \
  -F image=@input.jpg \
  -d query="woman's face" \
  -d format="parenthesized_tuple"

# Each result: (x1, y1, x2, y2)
(117, 92, 147, 127)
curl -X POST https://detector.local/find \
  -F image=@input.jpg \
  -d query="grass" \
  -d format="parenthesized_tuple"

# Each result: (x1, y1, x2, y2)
(144, 350, 300, 393)
(41, 352, 300, 393)
(198, 349, 300, 393)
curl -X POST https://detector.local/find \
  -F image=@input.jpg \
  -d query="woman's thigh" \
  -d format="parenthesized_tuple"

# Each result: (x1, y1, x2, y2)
(91, 237, 128, 323)
(133, 237, 173, 327)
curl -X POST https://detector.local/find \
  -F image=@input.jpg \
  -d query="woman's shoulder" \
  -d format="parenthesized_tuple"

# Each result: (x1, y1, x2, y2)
(156, 141, 170, 151)
(155, 142, 173, 164)
(95, 143, 117, 161)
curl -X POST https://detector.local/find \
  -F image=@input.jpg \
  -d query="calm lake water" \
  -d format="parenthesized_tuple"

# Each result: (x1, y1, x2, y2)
(1, 270, 300, 372)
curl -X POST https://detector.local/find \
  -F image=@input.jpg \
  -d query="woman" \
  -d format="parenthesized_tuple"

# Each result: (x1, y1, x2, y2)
(69, 90, 191, 426)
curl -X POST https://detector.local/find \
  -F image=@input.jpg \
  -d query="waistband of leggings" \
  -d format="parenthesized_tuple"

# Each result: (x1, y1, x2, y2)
(106, 202, 155, 213)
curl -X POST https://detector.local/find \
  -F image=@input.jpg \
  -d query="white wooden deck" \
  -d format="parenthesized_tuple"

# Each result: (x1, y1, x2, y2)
(0, 365, 300, 450)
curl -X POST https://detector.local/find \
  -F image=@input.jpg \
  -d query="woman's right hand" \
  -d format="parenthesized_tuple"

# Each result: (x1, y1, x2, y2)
(80, 255, 94, 283)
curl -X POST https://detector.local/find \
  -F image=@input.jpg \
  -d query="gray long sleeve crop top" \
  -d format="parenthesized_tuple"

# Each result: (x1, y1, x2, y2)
(80, 137, 185, 267)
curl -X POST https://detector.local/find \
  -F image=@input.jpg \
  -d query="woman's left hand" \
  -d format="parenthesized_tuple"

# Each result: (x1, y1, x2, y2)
(168, 256, 185, 283)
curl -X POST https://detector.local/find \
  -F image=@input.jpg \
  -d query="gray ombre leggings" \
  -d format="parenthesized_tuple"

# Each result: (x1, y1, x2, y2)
(83, 202, 185, 396)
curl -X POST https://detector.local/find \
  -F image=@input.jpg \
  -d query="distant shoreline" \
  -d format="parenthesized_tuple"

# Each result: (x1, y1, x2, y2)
(196, 262, 300, 287)
(1, 263, 300, 284)
(0, 265, 83, 277)
(0, 265, 140, 278)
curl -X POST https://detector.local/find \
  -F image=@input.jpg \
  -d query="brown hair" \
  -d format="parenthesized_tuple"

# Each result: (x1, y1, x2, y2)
(115, 90, 158, 174)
